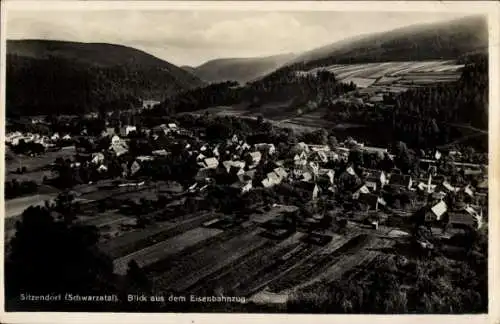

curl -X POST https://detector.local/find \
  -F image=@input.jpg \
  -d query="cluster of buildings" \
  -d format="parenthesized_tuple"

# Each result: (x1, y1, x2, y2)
(5, 131, 65, 148)
(7, 112, 487, 235)
(82, 120, 489, 235)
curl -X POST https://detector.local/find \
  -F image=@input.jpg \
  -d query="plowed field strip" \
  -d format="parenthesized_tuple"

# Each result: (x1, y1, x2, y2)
(114, 227, 224, 275)
(151, 227, 267, 290)
(231, 243, 323, 297)
(187, 232, 307, 295)
(268, 233, 372, 292)
(290, 237, 395, 292)
(101, 212, 214, 258)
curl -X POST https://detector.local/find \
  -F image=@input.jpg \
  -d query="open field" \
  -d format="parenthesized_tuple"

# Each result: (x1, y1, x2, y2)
(5, 147, 76, 174)
(5, 194, 57, 219)
(301, 60, 463, 86)
(5, 169, 56, 183)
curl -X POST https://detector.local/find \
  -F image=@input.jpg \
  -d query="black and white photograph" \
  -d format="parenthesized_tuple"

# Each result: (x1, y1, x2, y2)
(1, 0, 497, 320)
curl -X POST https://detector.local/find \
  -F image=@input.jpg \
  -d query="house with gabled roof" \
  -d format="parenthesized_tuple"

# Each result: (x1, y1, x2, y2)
(318, 169, 335, 184)
(417, 181, 437, 194)
(448, 205, 483, 230)
(312, 150, 328, 163)
(325, 151, 339, 162)
(476, 179, 488, 194)
(91, 152, 105, 165)
(238, 169, 256, 183)
(195, 168, 216, 182)
(198, 157, 219, 169)
(222, 160, 246, 173)
(308, 144, 330, 152)
(130, 160, 141, 176)
(120, 125, 137, 137)
(358, 193, 386, 211)
(294, 151, 308, 166)
(463, 185, 474, 197)
(346, 166, 357, 177)
(109, 142, 129, 157)
(273, 167, 288, 180)
(335, 147, 350, 161)
(352, 185, 370, 200)
(152, 149, 168, 156)
(212, 144, 220, 157)
(307, 161, 319, 176)
(301, 171, 313, 182)
(111, 135, 121, 145)
(437, 180, 457, 194)
(361, 146, 388, 155)
(249, 151, 262, 167)
(231, 180, 253, 193)
(293, 142, 310, 154)
(425, 200, 448, 222)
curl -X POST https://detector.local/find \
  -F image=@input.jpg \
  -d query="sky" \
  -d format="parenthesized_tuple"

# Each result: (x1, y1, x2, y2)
(6, 10, 472, 67)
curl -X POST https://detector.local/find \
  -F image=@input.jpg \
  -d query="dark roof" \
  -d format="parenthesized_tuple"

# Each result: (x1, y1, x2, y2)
(358, 193, 379, 207)
(448, 212, 478, 226)
(295, 181, 318, 192)
(390, 174, 411, 186)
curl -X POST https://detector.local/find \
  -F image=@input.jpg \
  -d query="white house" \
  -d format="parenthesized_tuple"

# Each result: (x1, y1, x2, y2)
(198, 157, 219, 169)
(249, 151, 262, 166)
(152, 149, 168, 156)
(352, 185, 370, 200)
(111, 135, 121, 145)
(255, 143, 276, 155)
(109, 143, 128, 156)
(97, 164, 108, 173)
(91, 152, 105, 165)
(426, 201, 448, 222)
(120, 125, 137, 137)
(130, 161, 141, 176)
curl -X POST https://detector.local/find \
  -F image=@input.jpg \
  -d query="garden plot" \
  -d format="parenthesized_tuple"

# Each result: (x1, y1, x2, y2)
(114, 226, 224, 275)
(230, 242, 324, 297)
(152, 226, 270, 292)
(290, 236, 395, 292)
(267, 231, 369, 293)
(79, 209, 129, 227)
(188, 232, 307, 296)
(100, 211, 215, 259)
(251, 205, 298, 224)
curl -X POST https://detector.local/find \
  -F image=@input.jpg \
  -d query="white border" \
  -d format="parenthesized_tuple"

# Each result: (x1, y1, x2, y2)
(1, 1, 499, 324)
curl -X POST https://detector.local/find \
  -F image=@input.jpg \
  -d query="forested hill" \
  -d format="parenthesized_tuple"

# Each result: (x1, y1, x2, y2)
(288, 15, 487, 69)
(6, 40, 205, 117)
(186, 53, 296, 84)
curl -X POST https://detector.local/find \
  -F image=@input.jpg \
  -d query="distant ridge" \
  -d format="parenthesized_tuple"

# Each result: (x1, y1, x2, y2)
(288, 15, 487, 68)
(6, 39, 204, 116)
(187, 53, 297, 84)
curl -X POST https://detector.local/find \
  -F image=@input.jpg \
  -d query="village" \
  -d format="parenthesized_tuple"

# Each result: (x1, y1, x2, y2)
(4, 107, 488, 308)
